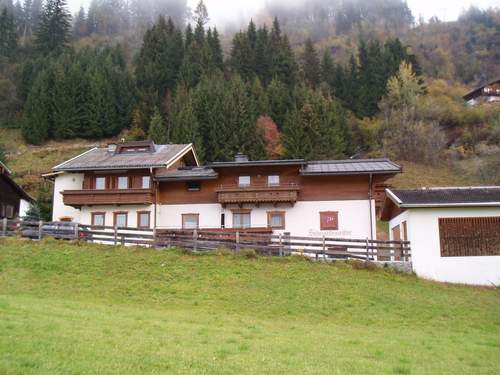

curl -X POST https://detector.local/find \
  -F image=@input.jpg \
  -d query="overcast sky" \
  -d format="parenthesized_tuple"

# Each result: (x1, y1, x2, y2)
(68, 0, 500, 25)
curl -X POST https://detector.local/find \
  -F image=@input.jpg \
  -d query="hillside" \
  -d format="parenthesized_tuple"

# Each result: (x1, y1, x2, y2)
(1, 237, 499, 374)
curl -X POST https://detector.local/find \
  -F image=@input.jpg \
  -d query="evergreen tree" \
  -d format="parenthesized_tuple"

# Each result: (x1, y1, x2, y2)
(73, 6, 87, 39)
(255, 25, 271, 85)
(148, 107, 168, 144)
(136, 16, 184, 106)
(302, 38, 320, 88)
(171, 85, 204, 160)
(22, 67, 54, 144)
(0, 7, 17, 57)
(193, 0, 208, 45)
(271, 33, 297, 88)
(35, 0, 71, 55)
(320, 50, 335, 89)
(208, 26, 223, 70)
(266, 78, 292, 129)
(230, 31, 254, 81)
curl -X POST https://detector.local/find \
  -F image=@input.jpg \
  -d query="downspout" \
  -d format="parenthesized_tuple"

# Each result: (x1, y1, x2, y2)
(151, 167, 157, 229)
(368, 173, 374, 242)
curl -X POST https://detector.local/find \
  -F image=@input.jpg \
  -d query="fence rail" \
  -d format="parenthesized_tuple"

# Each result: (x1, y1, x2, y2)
(0, 219, 411, 262)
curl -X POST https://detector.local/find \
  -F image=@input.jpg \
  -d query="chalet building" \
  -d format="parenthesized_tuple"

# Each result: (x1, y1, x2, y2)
(381, 187, 500, 286)
(463, 78, 500, 105)
(47, 141, 401, 239)
(0, 161, 33, 219)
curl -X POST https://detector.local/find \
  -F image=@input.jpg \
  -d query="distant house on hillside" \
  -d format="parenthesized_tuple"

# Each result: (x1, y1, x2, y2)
(45, 140, 401, 240)
(0, 161, 33, 219)
(381, 187, 500, 286)
(463, 78, 500, 105)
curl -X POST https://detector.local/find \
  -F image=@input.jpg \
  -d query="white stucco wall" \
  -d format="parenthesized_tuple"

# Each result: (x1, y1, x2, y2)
(19, 199, 31, 218)
(52, 173, 84, 222)
(80, 205, 155, 228)
(389, 207, 500, 286)
(157, 199, 376, 239)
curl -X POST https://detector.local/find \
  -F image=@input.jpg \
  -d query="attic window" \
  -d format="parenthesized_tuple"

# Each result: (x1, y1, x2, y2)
(121, 147, 149, 153)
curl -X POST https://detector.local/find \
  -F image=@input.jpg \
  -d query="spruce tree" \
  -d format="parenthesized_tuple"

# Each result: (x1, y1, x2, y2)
(302, 38, 320, 88)
(0, 7, 17, 57)
(320, 50, 335, 89)
(171, 85, 204, 160)
(230, 31, 254, 81)
(266, 78, 293, 129)
(35, 0, 71, 55)
(136, 16, 184, 105)
(73, 6, 87, 38)
(208, 27, 223, 70)
(255, 25, 271, 85)
(148, 107, 168, 144)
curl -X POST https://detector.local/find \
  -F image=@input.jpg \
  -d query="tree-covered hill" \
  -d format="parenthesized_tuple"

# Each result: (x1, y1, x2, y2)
(0, 0, 499, 214)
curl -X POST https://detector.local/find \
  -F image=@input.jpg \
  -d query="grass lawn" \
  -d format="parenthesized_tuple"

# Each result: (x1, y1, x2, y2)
(0, 237, 499, 374)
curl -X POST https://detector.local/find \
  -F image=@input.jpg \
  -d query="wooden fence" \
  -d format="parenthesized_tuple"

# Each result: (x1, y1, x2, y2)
(1, 218, 411, 262)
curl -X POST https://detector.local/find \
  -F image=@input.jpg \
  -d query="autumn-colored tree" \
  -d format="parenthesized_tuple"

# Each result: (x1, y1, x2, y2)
(256, 116, 282, 159)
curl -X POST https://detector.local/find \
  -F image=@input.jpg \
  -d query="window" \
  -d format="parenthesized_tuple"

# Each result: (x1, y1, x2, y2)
(238, 176, 251, 187)
(117, 176, 128, 189)
(320, 211, 339, 230)
(439, 217, 500, 257)
(142, 176, 151, 189)
(91, 212, 105, 227)
(267, 175, 280, 186)
(137, 211, 150, 228)
(182, 214, 199, 229)
(114, 212, 128, 228)
(267, 211, 285, 229)
(186, 181, 201, 191)
(233, 210, 251, 228)
(95, 177, 106, 190)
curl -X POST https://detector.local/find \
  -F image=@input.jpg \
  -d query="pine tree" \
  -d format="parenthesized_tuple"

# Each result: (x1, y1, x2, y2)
(266, 78, 292, 129)
(136, 16, 184, 105)
(0, 7, 17, 57)
(148, 107, 168, 144)
(22, 67, 54, 144)
(35, 0, 71, 55)
(255, 25, 271, 85)
(171, 85, 204, 160)
(73, 6, 87, 38)
(193, 0, 208, 45)
(230, 31, 254, 81)
(208, 27, 223, 70)
(271, 34, 297, 88)
(302, 39, 320, 88)
(320, 50, 335, 89)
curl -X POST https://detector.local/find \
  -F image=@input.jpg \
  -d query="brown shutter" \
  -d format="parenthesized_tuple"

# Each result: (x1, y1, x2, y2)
(83, 174, 92, 189)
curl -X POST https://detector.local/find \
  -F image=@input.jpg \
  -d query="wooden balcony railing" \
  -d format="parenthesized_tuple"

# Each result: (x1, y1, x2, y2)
(216, 183, 300, 205)
(62, 189, 154, 208)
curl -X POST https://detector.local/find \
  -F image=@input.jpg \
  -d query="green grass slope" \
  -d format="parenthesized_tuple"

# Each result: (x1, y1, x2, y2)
(0, 238, 499, 374)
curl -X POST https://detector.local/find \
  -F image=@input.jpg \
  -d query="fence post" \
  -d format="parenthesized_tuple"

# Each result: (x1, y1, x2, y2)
(365, 238, 370, 261)
(279, 233, 283, 257)
(193, 229, 198, 251)
(38, 220, 43, 240)
(322, 235, 326, 261)
(2, 218, 6, 236)
(73, 223, 79, 240)
(153, 227, 157, 249)
(235, 231, 240, 253)
(114, 225, 118, 245)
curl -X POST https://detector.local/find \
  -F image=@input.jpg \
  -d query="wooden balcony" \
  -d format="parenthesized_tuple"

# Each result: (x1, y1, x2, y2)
(216, 183, 300, 205)
(62, 189, 154, 208)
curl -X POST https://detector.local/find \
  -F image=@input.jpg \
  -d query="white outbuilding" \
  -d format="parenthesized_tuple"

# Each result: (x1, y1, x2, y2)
(381, 187, 500, 286)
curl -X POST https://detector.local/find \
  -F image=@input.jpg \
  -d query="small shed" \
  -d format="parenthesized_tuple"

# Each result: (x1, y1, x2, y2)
(381, 187, 500, 286)
(0, 161, 33, 219)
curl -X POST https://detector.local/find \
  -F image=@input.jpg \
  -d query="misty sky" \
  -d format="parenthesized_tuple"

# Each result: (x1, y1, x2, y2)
(68, 0, 500, 25)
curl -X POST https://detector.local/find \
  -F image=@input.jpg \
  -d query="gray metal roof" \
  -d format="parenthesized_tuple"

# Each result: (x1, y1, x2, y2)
(155, 167, 218, 181)
(53, 144, 192, 172)
(300, 159, 401, 175)
(209, 159, 305, 168)
(388, 187, 500, 207)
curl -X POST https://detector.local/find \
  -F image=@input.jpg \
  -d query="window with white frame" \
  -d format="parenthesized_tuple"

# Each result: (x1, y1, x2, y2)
(114, 212, 128, 228)
(142, 176, 151, 189)
(238, 176, 251, 187)
(91, 212, 105, 227)
(182, 214, 199, 229)
(117, 176, 128, 189)
(233, 211, 251, 228)
(95, 177, 106, 190)
(267, 175, 280, 186)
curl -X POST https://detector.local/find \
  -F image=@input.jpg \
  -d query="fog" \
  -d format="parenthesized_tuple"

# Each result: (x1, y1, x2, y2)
(67, 0, 499, 25)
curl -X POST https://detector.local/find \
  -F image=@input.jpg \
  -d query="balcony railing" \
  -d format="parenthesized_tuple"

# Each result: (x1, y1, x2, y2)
(216, 183, 300, 205)
(62, 189, 154, 208)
